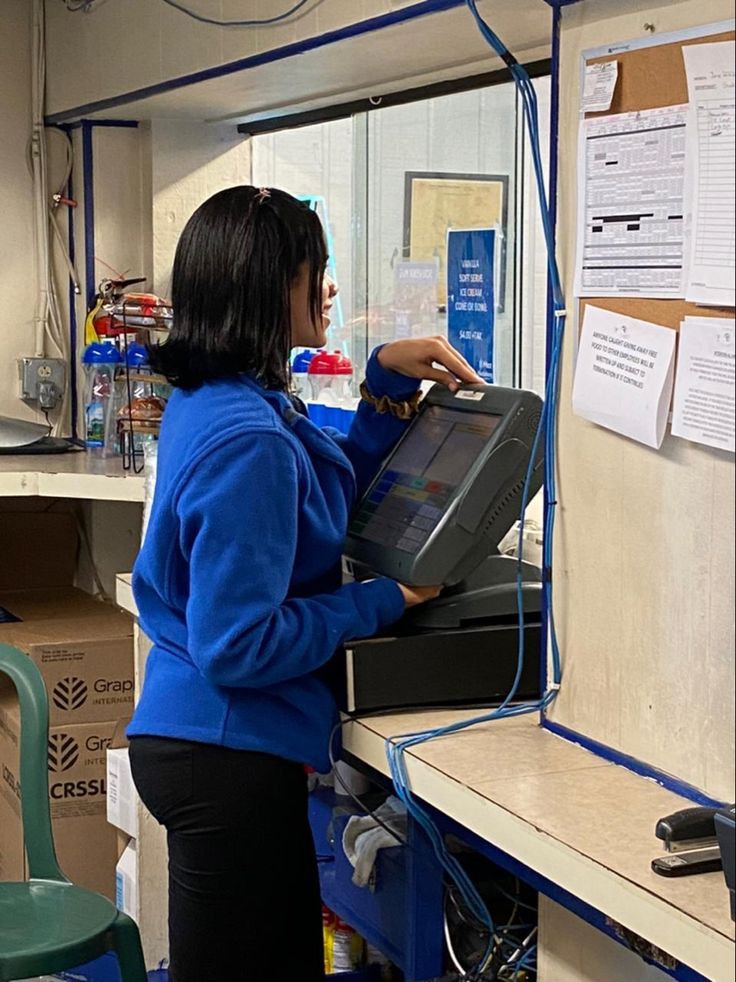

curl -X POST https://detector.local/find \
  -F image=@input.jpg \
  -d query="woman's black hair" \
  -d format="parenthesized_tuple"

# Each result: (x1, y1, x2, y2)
(149, 185, 327, 390)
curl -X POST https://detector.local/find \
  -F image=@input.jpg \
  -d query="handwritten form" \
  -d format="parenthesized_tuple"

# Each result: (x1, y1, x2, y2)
(573, 305, 677, 449)
(672, 317, 735, 452)
(582, 61, 619, 113)
(682, 41, 736, 307)
(576, 106, 689, 298)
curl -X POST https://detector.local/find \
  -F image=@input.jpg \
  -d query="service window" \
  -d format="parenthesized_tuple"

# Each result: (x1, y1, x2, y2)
(252, 75, 550, 395)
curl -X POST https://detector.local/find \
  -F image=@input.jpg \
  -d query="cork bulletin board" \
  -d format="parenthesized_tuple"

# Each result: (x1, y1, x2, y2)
(580, 23, 735, 331)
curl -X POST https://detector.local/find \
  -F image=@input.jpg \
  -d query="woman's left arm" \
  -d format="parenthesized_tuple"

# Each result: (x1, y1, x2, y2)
(330, 337, 482, 498)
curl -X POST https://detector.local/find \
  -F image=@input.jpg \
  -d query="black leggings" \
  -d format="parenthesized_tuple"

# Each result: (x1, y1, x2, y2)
(129, 737, 325, 982)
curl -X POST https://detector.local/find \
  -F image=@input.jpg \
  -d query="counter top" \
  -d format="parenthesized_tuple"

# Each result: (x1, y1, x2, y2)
(0, 452, 146, 501)
(344, 710, 734, 982)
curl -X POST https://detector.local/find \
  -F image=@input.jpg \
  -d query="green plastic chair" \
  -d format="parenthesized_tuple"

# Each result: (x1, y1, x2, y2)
(0, 643, 147, 982)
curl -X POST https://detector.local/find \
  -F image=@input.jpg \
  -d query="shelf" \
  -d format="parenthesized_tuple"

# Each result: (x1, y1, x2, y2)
(116, 573, 136, 617)
(343, 711, 735, 982)
(0, 453, 146, 502)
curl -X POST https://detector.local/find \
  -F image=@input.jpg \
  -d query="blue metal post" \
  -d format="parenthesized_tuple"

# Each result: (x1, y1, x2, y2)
(63, 125, 79, 441)
(540, 0, 563, 701)
(81, 120, 96, 312)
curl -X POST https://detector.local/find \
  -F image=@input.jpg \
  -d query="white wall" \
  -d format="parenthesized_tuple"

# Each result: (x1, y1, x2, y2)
(64, 120, 250, 431)
(0, 7, 148, 433)
(90, 127, 152, 300)
(64, 123, 152, 436)
(538, 899, 671, 982)
(544, 7, 734, 975)
(150, 120, 252, 297)
(551, 0, 735, 804)
(44, 0, 398, 116)
(0, 1, 35, 421)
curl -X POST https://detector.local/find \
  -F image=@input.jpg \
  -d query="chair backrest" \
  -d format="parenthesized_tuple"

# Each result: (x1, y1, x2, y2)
(0, 643, 65, 882)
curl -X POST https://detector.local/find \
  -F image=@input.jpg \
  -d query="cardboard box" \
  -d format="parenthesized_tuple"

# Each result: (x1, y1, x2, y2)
(115, 837, 138, 918)
(107, 746, 138, 839)
(0, 587, 134, 725)
(0, 509, 78, 592)
(0, 693, 121, 900)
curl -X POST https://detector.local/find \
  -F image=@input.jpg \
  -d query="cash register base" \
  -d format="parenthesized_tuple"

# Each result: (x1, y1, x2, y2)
(345, 618, 541, 715)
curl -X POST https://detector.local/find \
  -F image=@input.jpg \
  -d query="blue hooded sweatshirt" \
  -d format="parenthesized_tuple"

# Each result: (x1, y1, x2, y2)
(127, 350, 418, 772)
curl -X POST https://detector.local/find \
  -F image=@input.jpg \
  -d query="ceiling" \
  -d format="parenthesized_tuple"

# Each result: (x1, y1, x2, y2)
(47, 0, 554, 125)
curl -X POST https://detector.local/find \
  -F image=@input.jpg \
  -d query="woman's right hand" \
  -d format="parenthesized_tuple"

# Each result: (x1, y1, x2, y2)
(398, 583, 443, 607)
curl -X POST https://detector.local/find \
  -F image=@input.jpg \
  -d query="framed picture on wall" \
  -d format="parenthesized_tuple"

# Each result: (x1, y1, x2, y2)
(403, 171, 509, 310)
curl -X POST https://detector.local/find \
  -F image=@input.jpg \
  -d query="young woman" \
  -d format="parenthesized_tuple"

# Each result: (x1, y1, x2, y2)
(127, 185, 481, 981)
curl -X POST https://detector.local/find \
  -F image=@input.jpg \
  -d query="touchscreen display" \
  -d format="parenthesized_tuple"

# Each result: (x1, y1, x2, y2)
(350, 406, 502, 554)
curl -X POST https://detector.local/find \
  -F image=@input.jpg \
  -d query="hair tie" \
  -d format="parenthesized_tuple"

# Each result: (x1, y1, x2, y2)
(256, 187, 271, 204)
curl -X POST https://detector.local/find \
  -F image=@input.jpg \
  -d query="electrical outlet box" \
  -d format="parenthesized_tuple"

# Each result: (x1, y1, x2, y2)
(19, 357, 66, 409)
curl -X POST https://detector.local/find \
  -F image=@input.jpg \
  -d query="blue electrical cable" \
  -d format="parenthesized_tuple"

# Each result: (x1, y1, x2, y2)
(381, 4, 568, 977)
(465, 0, 566, 689)
(512, 943, 538, 979)
(158, 0, 312, 27)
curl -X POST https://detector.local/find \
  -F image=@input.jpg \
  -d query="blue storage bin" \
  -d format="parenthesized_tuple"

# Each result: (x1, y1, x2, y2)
(327, 968, 382, 981)
(54, 955, 166, 981)
(146, 965, 169, 982)
(53, 959, 378, 981)
(310, 787, 445, 982)
(54, 953, 121, 981)
(305, 403, 356, 434)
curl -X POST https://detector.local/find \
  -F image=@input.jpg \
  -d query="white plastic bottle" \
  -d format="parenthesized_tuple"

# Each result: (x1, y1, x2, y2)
(82, 341, 120, 456)
(330, 917, 364, 973)
(291, 349, 316, 399)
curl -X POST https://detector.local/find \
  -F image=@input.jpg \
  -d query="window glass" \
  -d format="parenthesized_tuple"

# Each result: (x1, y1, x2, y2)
(251, 75, 550, 396)
(251, 117, 356, 355)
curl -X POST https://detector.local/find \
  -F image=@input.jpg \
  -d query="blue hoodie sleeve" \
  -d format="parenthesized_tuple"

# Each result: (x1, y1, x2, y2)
(327, 347, 421, 498)
(175, 429, 405, 689)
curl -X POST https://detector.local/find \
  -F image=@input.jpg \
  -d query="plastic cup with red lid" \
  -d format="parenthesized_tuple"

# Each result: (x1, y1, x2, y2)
(307, 350, 353, 405)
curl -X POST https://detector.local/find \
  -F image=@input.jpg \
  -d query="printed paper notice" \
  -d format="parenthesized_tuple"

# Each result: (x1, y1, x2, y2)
(672, 317, 735, 452)
(393, 261, 438, 340)
(447, 228, 496, 383)
(683, 42, 736, 307)
(576, 105, 688, 298)
(573, 305, 676, 449)
(583, 61, 618, 113)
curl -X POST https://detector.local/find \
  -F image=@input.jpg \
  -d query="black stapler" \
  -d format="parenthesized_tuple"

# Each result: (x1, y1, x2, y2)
(651, 806, 724, 878)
